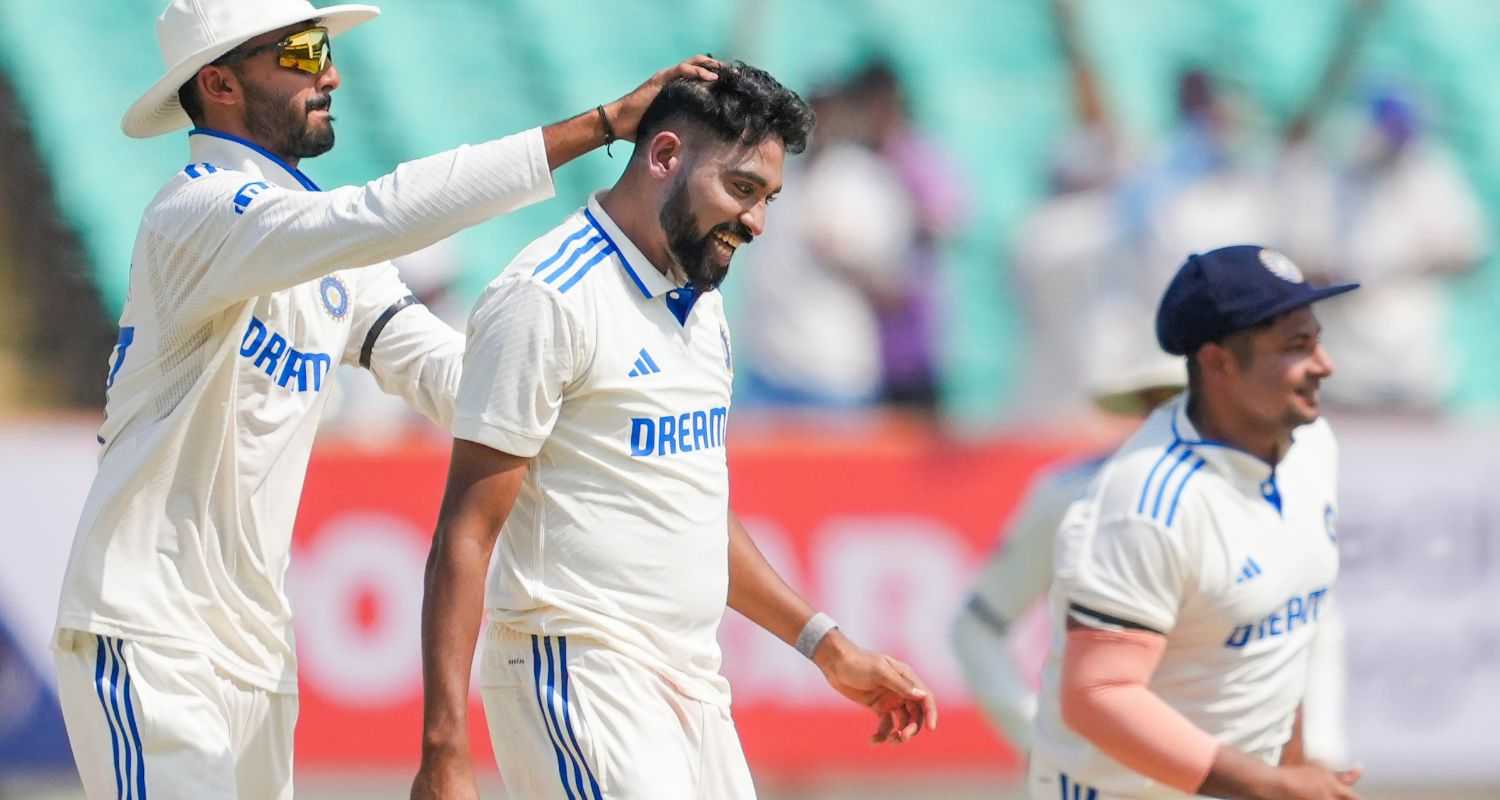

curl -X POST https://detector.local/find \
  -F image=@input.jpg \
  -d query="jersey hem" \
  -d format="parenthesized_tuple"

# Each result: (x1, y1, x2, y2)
(55, 615, 298, 695)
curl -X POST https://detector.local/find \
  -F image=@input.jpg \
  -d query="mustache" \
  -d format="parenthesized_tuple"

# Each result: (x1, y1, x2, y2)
(711, 222, 754, 245)
(306, 94, 332, 113)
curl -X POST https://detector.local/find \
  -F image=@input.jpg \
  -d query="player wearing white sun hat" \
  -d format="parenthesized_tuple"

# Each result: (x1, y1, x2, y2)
(53, 1, 720, 796)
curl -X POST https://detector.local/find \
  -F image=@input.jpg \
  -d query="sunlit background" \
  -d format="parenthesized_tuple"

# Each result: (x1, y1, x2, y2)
(2, 1, 1497, 797)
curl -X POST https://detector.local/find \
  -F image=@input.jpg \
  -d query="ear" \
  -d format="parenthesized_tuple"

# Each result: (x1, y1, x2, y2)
(1197, 342, 1234, 379)
(196, 65, 242, 111)
(646, 131, 684, 179)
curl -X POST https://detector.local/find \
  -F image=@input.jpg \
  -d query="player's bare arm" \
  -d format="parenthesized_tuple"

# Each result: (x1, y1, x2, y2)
(541, 55, 721, 170)
(411, 439, 530, 800)
(726, 513, 938, 743)
(1061, 617, 1360, 800)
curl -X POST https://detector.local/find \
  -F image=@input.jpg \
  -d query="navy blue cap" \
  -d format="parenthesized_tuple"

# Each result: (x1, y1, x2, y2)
(1155, 245, 1359, 356)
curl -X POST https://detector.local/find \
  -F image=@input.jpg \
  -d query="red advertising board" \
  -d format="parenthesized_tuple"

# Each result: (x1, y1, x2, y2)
(288, 422, 1089, 778)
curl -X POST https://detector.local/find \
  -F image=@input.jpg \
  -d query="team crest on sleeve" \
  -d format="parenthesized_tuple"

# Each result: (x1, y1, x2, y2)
(720, 322, 733, 374)
(1258, 249, 1304, 283)
(319, 276, 350, 321)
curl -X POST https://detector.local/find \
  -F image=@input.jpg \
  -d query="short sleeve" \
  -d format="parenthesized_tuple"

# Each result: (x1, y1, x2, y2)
(452, 278, 581, 457)
(1063, 514, 1187, 635)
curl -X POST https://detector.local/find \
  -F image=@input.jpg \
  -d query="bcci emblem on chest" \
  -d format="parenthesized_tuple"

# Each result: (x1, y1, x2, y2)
(319, 276, 349, 321)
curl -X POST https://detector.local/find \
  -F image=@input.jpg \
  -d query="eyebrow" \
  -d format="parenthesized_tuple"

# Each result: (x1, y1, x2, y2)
(727, 169, 771, 189)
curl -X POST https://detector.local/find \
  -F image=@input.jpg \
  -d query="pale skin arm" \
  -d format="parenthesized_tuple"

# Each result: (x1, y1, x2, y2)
(410, 440, 529, 800)
(1062, 618, 1360, 800)
(726, 512, 938, 743)
(540, 56, 721, 171)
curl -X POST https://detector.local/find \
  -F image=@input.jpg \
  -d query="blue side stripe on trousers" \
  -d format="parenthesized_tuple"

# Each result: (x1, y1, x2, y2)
(93, 637, 125, 800)
(556, 637, 603, 800)
(112, 638, 148, 800)
(105, 639, 134, 799)
(543, 638, 587, 797)
(1059, 772, 1097, 800)
(531, 636, 577, 800)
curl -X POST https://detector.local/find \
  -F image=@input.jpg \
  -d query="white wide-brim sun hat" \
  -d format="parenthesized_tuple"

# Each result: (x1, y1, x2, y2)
(122, 0, 380, 139)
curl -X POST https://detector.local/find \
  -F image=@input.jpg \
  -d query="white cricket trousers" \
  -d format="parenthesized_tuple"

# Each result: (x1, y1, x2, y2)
(479, 621, 756, 799)
(53, 630, 296, 800)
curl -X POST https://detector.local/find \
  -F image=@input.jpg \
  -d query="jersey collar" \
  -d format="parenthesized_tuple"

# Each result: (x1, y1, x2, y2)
(585, 192, 705, 325)
(186, 128, 322, 192)
(1168, 396, 1287, 487)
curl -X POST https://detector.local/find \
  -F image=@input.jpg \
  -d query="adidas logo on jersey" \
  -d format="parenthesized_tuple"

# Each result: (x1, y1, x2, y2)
(1234, 557, 1264, 585)
(627, 348, 661, 378)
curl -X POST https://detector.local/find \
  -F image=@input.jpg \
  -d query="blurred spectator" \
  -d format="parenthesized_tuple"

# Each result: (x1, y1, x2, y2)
(844, 60, 970, 414)
(1314, 87, 1489, 412)
(739, 89, 915, 409)
(1010, 0, 1136, 417)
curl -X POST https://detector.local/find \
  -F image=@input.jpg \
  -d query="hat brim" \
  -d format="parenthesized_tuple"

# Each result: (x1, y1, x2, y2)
(121, 4, 379, 139)
(1248, 282, 1361, 328)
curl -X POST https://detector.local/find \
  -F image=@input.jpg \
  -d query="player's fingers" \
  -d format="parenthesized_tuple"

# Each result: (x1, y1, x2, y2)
(1336, 767, 1362, 786)
(871, 709, 895, 744)
(879, 658, 930, 700)
(887, 704, 914, 743)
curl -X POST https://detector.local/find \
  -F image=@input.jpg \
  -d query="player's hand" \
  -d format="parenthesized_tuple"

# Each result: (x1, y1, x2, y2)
(812, 629, 938, 744)
(604, 55, 722, 142)
(1271, 763, 1361, 800)
(409, 747, 479, 800)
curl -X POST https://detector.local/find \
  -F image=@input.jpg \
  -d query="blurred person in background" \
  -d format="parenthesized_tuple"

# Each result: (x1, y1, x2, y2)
(737, 84, 915, 410)
(843, 59, 970, 415)
(1011, 0, 1137, 418)
(1031, 246, 1360, 800)
(952, 343, 1186, 753)
(412, 64, 936, 800)
(49, 0, 718, 796)
(1312, 87, 1488, 413)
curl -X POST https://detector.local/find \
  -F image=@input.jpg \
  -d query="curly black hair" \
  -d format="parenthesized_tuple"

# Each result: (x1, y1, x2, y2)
(634, 60, 815, 156)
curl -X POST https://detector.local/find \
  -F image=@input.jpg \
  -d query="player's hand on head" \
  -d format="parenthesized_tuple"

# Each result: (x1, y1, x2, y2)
(606, 55, 723, 142)
(811, 631, 938, 744)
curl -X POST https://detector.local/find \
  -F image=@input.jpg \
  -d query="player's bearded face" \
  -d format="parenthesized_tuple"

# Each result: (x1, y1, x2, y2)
(659, 176, 751, 293)
(240, 75, 335, 160)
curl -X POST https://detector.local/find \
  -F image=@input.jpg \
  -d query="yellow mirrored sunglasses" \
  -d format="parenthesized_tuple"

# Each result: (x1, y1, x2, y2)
(220, 26, 332, 75)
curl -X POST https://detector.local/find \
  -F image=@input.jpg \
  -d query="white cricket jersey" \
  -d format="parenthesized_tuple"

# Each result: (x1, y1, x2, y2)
(1034, 396, 1340, 798)
(455, 193, 735, 707)
(55, 127, 554, 693)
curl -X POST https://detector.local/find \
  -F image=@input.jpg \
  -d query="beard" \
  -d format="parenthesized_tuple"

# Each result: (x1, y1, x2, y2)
(242, 79, 335, 160)
(659, 179, 751, 293)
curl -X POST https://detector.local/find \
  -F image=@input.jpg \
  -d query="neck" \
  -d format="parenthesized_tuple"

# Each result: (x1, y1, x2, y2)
(197, 118, 299, 167)
(598, 174, 683, 284)
(1185, 391, 1290, 465)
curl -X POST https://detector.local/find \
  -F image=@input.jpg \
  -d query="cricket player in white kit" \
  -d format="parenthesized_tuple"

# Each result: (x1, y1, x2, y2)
(411, 63, 939, 800)
(951, 350, 1186, 752)
(51, 1, 721, 797)
(1029, 245, 1362, 800)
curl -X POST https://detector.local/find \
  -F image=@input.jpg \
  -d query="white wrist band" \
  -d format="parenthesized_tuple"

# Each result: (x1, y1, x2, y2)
(795, 612, 839, 659)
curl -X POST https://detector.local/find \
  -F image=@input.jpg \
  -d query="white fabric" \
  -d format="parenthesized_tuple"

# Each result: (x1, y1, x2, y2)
(952, 457, 1103, 751)
(55, 631, 297, 800)
(479, 622, 755, 800)
(124, 0, 380, 138)
(739, 143, 913, 401)
(1033, 396, 1341, 797)
(456, 193, 736, 707)
(55, 126, 554, 693)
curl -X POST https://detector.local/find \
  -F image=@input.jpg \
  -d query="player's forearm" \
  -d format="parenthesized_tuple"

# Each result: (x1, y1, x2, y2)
(541, 104, 618, 172)
(417, 520, 494, 753)
(1198, 745, 1289, 799)
(725, 511, 816, 646)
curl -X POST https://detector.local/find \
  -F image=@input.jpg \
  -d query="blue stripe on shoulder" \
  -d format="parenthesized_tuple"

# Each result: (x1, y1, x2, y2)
(543, 236, 604, 285)
(533, 226, 593, 277)
(1136, 440, 1181, 515)
(1165, 456, 1207, 527)
(557, 246, 617, 294)
(1151, 448, 1195, 521)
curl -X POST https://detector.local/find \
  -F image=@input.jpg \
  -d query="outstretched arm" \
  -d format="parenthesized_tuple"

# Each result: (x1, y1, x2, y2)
(411, 440, 530, 800)
(726, 512, 938, 743)
(542, 55, 721, 170)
